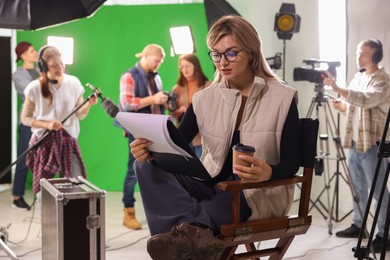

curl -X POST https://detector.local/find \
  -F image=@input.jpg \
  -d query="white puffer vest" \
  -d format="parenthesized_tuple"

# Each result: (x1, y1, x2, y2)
(192, 76, 298, 220)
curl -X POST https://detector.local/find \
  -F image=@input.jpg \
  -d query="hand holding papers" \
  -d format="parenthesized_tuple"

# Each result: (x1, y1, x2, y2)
(116, 112, 211, 180)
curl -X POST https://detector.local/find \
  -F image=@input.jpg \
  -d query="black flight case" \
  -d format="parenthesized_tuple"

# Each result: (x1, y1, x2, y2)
(40, 176, 106, 260)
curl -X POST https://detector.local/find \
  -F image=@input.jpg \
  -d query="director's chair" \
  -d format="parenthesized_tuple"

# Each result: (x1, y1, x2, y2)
(217, 118, 319, 260)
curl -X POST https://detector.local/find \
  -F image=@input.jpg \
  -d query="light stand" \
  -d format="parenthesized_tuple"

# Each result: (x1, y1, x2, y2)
(353, 106, 390, 260)
(282, 39, 286, 81)
(306, 85, 366, 235)
(274, 3, 301, 81)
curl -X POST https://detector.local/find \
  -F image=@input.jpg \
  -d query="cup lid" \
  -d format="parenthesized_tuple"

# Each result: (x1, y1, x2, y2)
(232, 143, 255, 153)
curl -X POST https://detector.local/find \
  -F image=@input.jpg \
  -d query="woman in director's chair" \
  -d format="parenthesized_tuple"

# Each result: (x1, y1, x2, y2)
(130, 15, 300, 260)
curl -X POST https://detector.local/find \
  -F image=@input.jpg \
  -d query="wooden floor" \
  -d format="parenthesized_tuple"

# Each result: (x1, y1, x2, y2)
(0, 184, 388, 260)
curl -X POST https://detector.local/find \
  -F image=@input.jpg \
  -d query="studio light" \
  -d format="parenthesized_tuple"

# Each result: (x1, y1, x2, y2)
(47, 36, 74, 65)
(274, 3, 301, 40)
(169, 26, 195, 56)
(273, 3, 301, 80)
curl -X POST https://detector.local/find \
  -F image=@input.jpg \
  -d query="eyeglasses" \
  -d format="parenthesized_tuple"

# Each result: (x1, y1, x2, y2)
(208, 49, 244, 62)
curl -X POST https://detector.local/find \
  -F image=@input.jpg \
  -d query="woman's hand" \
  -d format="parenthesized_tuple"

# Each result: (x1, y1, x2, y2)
(47, 120, 63, 131)
(89, 94, 98, 106)
(233, 155, 272, 182)
(130, 138, 154, 162)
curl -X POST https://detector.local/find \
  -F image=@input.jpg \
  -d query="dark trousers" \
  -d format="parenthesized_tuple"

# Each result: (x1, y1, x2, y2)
(134, 161, 251, 236)
(12, 124, 32, 197)
(122, 136, 137, 208)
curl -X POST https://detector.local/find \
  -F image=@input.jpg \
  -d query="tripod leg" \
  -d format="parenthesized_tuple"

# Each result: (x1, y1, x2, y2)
(322, 136, 334, 234)
(365, 161, 390, 260)
(306, 98, 337, 229)
(379, 167, 390, 260)
(309, 186, 331, 219)
(0, 238, 18, 260)
(323, 101, 365, 224)
(353, 160, 390, 260)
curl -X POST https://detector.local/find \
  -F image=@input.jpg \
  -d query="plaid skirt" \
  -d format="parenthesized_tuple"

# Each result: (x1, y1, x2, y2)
(26, 129, 86, 193)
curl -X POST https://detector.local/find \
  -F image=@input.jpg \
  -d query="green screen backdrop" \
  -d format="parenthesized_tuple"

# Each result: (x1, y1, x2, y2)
(17, 4, 214, 191)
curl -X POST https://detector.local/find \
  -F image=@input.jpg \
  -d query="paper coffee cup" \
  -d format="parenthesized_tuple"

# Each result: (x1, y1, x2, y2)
(232, 143, 255, 168)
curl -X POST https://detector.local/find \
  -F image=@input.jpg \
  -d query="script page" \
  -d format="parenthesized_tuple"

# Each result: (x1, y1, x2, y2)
(115, 112, 192, 157)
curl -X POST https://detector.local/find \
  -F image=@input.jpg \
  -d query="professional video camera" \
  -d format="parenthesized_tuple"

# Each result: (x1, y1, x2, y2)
(293, 59, 340, 84)
(164, 91, 178, 112)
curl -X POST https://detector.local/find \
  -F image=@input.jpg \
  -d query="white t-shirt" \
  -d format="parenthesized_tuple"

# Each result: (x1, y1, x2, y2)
(24, 74, 85, 139)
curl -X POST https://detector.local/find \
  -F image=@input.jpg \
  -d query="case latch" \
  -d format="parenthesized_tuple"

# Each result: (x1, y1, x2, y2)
(86, 215, 100, 230)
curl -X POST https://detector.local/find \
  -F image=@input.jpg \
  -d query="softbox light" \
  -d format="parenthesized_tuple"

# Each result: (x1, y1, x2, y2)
(169, 26, 195, 56)
(204, 0, 240, 29)
(0, 0, 106, 30)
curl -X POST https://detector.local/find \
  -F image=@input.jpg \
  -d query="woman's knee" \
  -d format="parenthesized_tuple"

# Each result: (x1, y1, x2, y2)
(133, 161, 154, 178)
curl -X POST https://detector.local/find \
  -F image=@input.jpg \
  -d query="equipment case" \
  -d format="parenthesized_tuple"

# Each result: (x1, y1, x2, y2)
(40, 176, 106, 260)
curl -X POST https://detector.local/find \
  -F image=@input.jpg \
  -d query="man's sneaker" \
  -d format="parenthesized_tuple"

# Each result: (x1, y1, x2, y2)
(336, 224, 366, 238)
(12, 197, 31, 211)
(147, 222, 225, 260)
(371, 235, 390, 253)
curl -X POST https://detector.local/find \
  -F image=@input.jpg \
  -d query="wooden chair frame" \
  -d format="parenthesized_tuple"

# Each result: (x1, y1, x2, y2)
(217, 118, 319, 260)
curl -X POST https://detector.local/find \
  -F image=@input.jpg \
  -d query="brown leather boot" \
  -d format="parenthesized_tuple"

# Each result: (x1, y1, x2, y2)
(147, 222, 225, 260)
(123, 207, 142, 230)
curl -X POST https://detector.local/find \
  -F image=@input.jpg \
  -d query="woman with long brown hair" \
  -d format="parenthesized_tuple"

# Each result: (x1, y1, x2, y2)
(21, 46, 97, 197)
(170, 54, 211, 157)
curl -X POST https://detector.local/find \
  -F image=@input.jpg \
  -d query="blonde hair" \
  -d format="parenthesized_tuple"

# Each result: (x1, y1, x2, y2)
(135, 44, 165, 59)
(207, 15, 280, 82)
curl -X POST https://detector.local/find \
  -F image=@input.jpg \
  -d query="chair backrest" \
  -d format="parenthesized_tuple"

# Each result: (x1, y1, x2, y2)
(299, 118, 319, 168)
(297, 118, 319, 218)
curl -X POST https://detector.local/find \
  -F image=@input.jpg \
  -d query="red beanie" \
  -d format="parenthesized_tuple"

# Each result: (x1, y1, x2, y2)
(15, 41, 32, 62)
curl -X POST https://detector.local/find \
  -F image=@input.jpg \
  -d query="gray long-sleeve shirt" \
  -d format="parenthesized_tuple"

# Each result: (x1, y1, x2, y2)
(12, 66, 40, 102)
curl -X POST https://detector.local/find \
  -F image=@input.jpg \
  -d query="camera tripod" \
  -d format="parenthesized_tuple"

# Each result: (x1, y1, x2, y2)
(353, 106, 390, 260)
(306, 85, 365, 235)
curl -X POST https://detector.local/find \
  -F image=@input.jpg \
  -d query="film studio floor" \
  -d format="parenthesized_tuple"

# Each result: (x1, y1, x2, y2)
(0, 184, 389, 260)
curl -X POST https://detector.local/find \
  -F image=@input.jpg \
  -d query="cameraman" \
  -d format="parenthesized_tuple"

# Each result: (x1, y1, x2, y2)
(324, 39, 390, 252)
(118, 44, 167, 230)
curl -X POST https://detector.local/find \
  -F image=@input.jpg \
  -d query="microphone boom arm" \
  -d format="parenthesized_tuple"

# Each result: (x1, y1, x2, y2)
(0, 93, 96, 181)
(87, 83, 119, 118)
(86, 83, 106, 101)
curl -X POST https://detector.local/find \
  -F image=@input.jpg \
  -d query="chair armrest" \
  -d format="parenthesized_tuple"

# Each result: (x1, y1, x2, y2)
(217, 174, 308, 192)
(218, 168, 313, 224)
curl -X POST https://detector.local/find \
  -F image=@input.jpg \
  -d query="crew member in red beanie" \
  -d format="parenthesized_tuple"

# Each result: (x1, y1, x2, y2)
(11, 41, 39, 210)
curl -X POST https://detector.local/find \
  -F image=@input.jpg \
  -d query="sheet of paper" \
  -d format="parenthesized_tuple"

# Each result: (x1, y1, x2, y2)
(115, 112, 192, 157)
